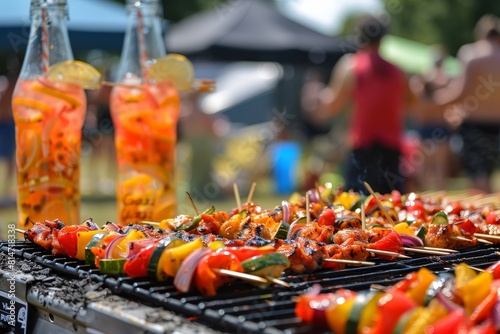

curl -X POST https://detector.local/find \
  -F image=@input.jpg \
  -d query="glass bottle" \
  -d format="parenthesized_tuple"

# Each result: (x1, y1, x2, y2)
(11, 0, 86, 229)
(110, 0, 180, 224)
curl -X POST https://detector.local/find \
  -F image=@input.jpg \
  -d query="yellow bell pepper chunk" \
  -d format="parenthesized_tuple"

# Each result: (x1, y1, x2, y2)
(208, 240, 225, 251)
(75, 230, 109, 261)
(455, 262, 478, 291)
(160, 237, 204, 278)
(459, 271, 493, 315)
(393, 222, 414, 236)
(404, 298, 447, 334)
(406, 267, 436, 305)
(326, 295, 356, 334)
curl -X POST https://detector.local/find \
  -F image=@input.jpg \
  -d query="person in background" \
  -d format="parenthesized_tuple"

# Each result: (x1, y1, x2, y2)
(0, 72, 16, 200)
(305, 15, 411, 195)
(409, 45, 452, 191)
(435, 14, 500, 193)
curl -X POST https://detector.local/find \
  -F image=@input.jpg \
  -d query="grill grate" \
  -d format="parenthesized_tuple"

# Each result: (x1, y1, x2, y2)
(3, 240, 500, 334)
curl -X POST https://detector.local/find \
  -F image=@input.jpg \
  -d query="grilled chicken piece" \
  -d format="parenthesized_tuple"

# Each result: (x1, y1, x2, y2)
(274, 238, 325, 273)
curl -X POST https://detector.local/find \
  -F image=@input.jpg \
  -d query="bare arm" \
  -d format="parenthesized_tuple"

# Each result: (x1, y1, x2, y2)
(315, 54, 355, 118)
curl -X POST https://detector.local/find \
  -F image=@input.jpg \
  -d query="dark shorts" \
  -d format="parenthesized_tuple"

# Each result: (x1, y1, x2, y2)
(344, 143, 405, 195)
(418, 124, 450, 140)
(0, 121, 15, 158)
(459, 122, 500, 178)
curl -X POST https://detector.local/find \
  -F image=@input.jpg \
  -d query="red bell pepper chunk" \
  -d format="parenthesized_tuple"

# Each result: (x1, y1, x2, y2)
(295, 288, 356, 326)
(470, 288, 498, 325)
(468, 320, 497, 334)
(425, 309, 467, 334)
(454, 218, 476, 235)
(445, 201, 463, 215)
(485, 261, 500, 280)
(123, 243, 156, 277)
(370, 290, 416, 334)
(386, 271, 418, 294)
(372, 230, 404, 260)
(195, 250, 243, 296)
(57, 225, 91, 258)
(224, 245, 275, 262)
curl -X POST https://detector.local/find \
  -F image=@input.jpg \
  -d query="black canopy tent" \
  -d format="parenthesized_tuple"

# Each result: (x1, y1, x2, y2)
(165, 0, 355, 66)
(166, 0, 354, 131)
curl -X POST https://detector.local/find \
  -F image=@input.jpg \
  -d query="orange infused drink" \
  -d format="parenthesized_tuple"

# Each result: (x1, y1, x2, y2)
(12, 76, 86, 228)
(110, 78, 180, 224)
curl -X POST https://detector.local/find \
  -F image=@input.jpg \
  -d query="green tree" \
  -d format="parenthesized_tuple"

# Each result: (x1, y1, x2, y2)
(382, 0, 500, 56)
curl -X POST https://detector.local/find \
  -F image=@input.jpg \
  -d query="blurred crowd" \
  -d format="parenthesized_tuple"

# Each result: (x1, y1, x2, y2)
(301, 14, 500, 195)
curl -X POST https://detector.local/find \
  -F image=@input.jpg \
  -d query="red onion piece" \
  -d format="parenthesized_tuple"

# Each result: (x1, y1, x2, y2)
(309, 189, 320, 203)
(399, 233, 424, 247)
(282, 200, 290, 224)
(104, 221, 121, 232)
(493, 297, 500, 331)
(435, 291, 460, 312)
(126, 238, 158, 259)
(174, 248, 213, 293)
(104, 235, 126, 259)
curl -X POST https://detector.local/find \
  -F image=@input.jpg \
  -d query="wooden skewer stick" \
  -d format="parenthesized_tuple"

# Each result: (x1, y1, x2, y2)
(477, 237, 494, 245)
(246, 182, 257, 203)
(15, 228, 26, 234)
(323, 258, 376, 266)
(419, 246, 459, 253)
(450, 236, 493, 245)
(400, 247, 450, 256)
(306, 192, 311, 225)
(265, 276, 291, 288)
(233, 183, 242, 212)
(474, 233, 500, 241)
(452, 263, 484, 272)
(363, 182, 396, 225)
(495, 251, 500, 256)
(366, 248, 411, 259)
(212, 268, 269, 285)
(185, 191, 200, 216)
(361, 201, 366, 231)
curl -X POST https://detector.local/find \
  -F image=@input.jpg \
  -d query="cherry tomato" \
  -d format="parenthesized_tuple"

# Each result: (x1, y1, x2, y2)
(486, 212, 500, 225)
(317, 208, 336, 227)
(405, 199, 425, 219)
(445, 201, 463, 216)
(391, 190, 402, 208)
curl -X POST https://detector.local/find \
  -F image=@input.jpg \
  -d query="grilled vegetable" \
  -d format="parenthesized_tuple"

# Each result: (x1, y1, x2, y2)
(241, 252, 290, 278)
(147, 237, 185, 281)
(195, 249, 243, 296)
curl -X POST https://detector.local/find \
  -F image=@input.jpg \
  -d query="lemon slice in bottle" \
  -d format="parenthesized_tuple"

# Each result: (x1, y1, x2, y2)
(47, 60, 102, 90)
(148, 54, 194, 91)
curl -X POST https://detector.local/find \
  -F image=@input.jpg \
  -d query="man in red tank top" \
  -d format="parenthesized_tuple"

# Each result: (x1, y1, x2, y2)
(307, 15, 408, 194)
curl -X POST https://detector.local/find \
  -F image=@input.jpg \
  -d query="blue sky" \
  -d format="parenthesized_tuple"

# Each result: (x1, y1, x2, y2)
(275, 0, 383, 35)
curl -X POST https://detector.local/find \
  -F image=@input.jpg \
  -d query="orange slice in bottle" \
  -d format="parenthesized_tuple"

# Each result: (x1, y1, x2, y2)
(148, 54, 194, 91)
(12, 97, 52, 115)
(47, 60, 102, 90)
(16, 128, 41, 174)
(32, 83, 81, 109)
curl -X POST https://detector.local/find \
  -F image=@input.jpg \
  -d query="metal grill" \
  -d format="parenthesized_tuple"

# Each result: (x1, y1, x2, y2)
(3, 240, 500, 334)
